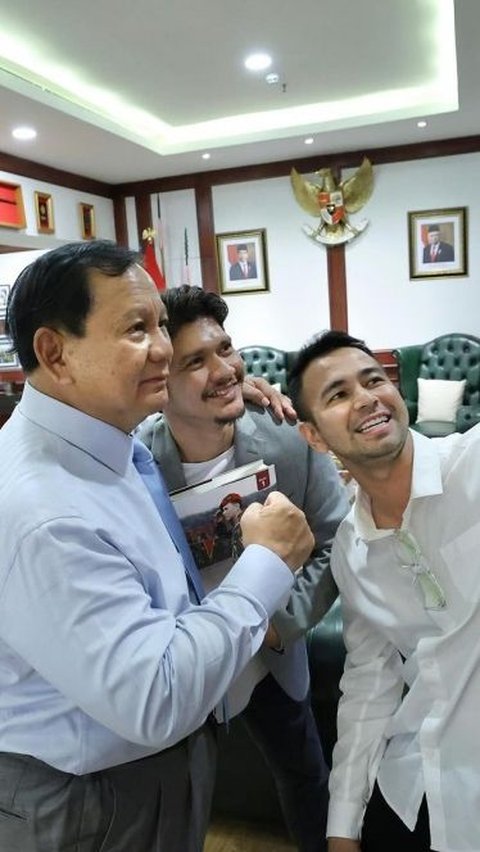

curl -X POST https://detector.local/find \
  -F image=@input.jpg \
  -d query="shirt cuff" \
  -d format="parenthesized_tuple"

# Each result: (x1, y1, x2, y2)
(222, 543, 293, 617)
(327, 796, 364, 840)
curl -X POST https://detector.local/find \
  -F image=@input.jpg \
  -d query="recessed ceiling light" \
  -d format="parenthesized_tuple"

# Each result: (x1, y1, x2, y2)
(202, 152, 211, 160)
(244, 53, 272, 72)
(265, 73, 279, 85)
(417, 120, 427, 128)
(304, 137, 314, 145)
(12, 126, 37, 140)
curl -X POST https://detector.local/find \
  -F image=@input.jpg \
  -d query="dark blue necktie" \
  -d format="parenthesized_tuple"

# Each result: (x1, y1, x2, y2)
(132, 439, 205, 603)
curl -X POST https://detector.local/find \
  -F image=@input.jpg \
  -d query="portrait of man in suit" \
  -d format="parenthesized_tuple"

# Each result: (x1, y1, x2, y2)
(229, 244, 258, 280)
(422, 223, 455, 263)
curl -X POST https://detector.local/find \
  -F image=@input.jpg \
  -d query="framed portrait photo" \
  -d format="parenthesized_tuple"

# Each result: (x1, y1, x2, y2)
(79, 203, 96, 240)
(0, 336, 19, 371)
(408, 207, 468, 279)
(0, 284, 10, 313)
(34, 191, 55, 234)
(216, 229, 270, 296)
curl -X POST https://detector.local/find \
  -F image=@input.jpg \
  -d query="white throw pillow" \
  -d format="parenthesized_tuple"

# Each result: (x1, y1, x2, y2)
(416, 377, 466, 423)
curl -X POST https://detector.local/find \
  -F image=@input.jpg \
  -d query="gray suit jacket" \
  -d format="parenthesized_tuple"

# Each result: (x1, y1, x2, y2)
(139, 406, 348, 646)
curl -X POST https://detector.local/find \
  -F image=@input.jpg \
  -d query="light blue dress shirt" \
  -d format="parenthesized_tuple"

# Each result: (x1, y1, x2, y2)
(0, 383, 293, 774)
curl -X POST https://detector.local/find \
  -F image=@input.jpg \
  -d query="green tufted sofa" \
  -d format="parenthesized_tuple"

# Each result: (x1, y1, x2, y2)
(393, 333, 480, 438)
(238, 346, 299, 393)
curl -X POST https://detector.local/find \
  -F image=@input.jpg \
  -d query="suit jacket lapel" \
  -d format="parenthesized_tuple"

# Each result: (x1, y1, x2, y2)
(149, 422, 187, 493)
(234, 407, 298, 502)
(233, 408, 267, 466)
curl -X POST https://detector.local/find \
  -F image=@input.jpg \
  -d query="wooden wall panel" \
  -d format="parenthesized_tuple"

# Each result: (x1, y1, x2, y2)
(195, 182, 218, 293)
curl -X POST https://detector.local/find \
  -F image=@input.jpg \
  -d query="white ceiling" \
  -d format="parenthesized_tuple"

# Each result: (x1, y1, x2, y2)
(0, 0, 478, 186)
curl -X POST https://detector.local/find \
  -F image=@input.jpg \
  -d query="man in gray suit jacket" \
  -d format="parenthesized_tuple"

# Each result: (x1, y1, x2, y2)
(138, 286, 349, 852)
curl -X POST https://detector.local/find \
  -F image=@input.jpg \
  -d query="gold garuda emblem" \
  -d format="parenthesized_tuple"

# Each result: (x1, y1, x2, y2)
(290, 157, 373, 246)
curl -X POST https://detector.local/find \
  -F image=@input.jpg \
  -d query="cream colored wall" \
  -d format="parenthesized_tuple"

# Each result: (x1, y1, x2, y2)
(0, 250, 47, 286)
(345, 153, 480, 348)
(154, 153, 480, 351)
(2, 151, 480, 352)
(212, 177, 331, 351)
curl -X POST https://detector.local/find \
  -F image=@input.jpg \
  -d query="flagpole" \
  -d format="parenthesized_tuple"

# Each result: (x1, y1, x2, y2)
(156, 194, 166, 283)
(183, 227, 191, 286)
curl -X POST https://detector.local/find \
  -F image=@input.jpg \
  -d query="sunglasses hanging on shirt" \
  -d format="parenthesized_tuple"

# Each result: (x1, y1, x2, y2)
(393, 530, 447, 611)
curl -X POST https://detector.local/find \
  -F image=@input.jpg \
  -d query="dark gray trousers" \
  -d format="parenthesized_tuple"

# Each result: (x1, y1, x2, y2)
(0, 723, 217, 852)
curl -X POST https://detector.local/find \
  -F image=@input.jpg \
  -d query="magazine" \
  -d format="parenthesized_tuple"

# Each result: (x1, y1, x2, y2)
(171, 460, 277, 592)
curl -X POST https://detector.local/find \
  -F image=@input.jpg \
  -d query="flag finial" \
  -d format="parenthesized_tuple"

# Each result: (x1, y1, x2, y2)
(142, 229, 166, 291)
(142, 227, 156, 244)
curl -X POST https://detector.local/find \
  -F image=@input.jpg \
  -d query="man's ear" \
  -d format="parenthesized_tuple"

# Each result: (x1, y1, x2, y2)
(33, 327, 73, 385)
(299, 420, 329, 453)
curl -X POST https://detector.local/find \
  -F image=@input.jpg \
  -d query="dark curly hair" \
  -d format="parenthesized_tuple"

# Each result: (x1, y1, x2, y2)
(161, 285, 229, 340)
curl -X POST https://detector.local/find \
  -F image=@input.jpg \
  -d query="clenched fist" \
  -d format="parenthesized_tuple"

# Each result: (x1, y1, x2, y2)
(240, 491, 314, 572)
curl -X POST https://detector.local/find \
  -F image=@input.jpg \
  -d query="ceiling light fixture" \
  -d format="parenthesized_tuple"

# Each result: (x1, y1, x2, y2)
(12, 125, 37, 140)
(244, 53, 272, 72)
(202, 152, 211, 160)
(304, 137, 314, 145)
(265, 73, 279, 85)
(417, 120, 427, 128)
(0, 2, 457, 158)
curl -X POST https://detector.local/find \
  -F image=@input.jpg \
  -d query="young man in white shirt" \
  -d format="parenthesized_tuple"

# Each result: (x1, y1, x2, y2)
(289, 329, 480, 852)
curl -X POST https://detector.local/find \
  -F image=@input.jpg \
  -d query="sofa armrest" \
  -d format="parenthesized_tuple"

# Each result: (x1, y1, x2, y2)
(405, 398, 418, 424)
(456, 404, 480, 433)
(392, 345, 423, 423)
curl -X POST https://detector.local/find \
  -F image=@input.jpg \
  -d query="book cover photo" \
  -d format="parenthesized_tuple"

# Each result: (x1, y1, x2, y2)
(171, 460, 276, 591)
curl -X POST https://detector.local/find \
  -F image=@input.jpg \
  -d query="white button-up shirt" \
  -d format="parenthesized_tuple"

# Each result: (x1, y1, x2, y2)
(327, 426, 480, 852)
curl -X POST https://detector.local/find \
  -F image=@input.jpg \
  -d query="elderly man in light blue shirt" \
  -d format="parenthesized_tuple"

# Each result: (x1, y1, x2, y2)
(0, 241, 313, 852)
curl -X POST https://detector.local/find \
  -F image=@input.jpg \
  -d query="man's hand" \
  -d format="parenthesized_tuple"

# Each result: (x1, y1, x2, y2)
(240, 491, 314, 572)
(241, 376, 297, 422)
(263, 623, 283, 650)
(328, 839, 361, 852)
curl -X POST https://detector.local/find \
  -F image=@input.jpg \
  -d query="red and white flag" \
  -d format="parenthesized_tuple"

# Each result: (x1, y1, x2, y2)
(142, 229, 166, 291)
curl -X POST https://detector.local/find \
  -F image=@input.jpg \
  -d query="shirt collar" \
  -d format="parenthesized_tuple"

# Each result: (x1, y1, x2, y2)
(19, 382, 134, 475)
(353, 428, 444, 542)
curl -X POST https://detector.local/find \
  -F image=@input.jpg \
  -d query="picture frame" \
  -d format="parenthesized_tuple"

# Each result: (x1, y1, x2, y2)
(216, 229, 270, 296)
(0, 336, 19, 371)
(0, 284, 10, 312)
(0, 181, 26, 230)
(79, 203, 96, 240)
(34, 191, 55, 234)
(408, 207, 467, 279)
